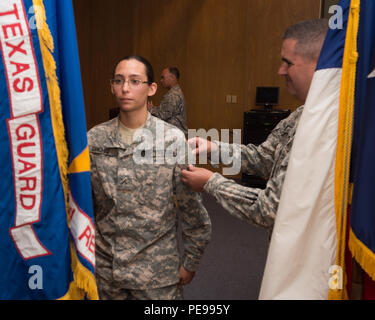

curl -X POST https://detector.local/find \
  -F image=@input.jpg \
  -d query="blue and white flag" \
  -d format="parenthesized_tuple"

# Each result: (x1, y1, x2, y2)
(0, 0, 97, 299)
(259, 0, 351, 299)
(348, 0, 375, 286)
(260, 0, 375, 300)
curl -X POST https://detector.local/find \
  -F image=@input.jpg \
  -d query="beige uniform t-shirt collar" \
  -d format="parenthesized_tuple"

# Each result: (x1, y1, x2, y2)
(118, 120, 144, 145)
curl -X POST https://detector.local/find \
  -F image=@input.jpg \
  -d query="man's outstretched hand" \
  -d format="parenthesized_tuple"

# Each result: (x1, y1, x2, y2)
(181, 165, 214, 192)
(187, 137, 218, 157)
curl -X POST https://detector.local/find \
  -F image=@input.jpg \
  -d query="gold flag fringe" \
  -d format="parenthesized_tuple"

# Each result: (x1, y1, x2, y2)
(33, 0, 98, 300)
(349, 229, 375, 282)
(329, 0, 360, 300)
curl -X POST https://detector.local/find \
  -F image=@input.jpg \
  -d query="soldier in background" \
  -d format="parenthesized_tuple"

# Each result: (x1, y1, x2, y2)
(148, 67, 188, 136)
(87, 55, 211, 300)
(181, 19, 329, 233)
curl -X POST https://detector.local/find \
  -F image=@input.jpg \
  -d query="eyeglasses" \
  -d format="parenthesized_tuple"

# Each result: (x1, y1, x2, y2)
(110, 78, 150, 88)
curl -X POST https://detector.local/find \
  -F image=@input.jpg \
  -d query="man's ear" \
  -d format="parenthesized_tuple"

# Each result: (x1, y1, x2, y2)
(110, 84, 115, 95)
(148, 82, 157, 97)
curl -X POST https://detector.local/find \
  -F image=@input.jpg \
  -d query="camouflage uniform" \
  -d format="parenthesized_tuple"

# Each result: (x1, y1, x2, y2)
(204, 106, 304, 231)
(87, 113, 211, 300)
(150, 84, 188, 136)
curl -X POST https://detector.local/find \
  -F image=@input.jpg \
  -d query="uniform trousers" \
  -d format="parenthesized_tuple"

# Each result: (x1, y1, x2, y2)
(97, 274, 183, 300)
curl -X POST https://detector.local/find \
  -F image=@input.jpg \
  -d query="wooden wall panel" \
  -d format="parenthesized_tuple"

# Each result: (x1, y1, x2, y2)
(133, 0, 249, 131)
(74, 0, 321, 130)
(132, 0, 320, 131)
(73, 0, 135, 129)
(247, 0, 322, 114)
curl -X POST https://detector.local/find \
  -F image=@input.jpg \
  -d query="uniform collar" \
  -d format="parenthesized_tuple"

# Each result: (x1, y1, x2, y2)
(104, 112, 154, 148)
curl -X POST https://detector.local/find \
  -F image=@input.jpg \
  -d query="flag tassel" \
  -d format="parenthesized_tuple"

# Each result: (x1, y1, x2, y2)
(33, 0, 98, 300)
(59, 242, 98, 300)
(349, 229, 375, 282)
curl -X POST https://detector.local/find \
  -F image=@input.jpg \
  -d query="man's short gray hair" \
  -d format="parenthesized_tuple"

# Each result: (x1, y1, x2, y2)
(283, 19, 329, 62)
(169, 67, 180, 80)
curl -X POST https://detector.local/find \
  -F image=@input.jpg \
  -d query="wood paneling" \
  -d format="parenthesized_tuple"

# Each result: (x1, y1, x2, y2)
(132, 0, 249, 131)
(248, 0, 322, 114)
(73, 0, 135, 129)
(74, 0, 321, 131)
(322, 0, 340, 18)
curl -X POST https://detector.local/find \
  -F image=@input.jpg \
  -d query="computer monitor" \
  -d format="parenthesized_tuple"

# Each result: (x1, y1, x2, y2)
(255, 87, 279, 110)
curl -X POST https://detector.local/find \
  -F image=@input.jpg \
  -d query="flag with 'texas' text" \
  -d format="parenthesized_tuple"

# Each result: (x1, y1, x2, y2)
(0, 0, 98, 299)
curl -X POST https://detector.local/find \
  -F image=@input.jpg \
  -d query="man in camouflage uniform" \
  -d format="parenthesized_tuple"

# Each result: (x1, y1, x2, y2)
(88, 56, 211, 300)
(201, 107, 303, 231)
(181, 19, 328, 234)
(149, 67, 188, 136)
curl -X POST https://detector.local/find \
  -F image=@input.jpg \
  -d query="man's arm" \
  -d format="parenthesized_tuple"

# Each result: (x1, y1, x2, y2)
(188, 133, 279, 179)
(183, 108, 302, 230)
(205, 171, 284, 229)
(181, 165, 281, 230)
(216, 139, 276, 178)
(189, 114, 292, 178)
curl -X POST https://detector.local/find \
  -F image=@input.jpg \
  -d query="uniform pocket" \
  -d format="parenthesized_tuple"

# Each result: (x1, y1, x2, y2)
(133, 149, 173, 205)
(134, 162, 162, 204)
(90, 147, 119, 199)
